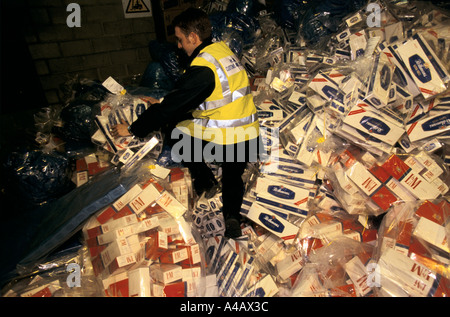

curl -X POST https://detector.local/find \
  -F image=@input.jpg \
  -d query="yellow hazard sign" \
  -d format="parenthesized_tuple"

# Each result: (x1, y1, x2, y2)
(122, 0, 152, 18)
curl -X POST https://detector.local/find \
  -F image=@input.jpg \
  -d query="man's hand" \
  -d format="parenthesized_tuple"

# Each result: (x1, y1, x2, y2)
(111, 119, 131, 138)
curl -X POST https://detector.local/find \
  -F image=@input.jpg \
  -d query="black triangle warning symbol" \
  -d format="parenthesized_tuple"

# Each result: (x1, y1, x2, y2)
(126, 0, 150, 13)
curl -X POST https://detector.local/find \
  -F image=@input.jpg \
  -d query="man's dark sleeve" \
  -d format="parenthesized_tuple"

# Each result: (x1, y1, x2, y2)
(129, 66, 215, 138)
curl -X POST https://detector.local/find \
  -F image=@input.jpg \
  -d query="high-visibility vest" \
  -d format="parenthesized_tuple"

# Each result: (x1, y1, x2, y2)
(176, 41, 259, 145)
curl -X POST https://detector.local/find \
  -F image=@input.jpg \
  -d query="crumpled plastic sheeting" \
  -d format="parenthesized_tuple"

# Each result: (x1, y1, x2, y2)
(0, 168, 129, 290)
(3, 150, 75, 209)
(140, 62, 177, 92)
(147, 40, 187, 85)
(300, 0, 367, 46)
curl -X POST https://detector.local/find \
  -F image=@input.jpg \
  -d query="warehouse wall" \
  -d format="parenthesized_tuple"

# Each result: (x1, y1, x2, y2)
(22, 0, 157, 106)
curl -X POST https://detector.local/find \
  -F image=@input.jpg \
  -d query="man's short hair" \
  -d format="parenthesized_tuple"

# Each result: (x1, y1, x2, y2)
(172, 7, 212, 41)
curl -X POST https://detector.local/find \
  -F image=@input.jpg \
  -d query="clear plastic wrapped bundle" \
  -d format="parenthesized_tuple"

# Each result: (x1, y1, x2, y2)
(2, 245, 102, 297)
(325, 145, 449, 217)
(81, 166, 207, 297)
(374, 199, 449, 297)
(290, 237, 376, 297)
(295, 211, 378, 260)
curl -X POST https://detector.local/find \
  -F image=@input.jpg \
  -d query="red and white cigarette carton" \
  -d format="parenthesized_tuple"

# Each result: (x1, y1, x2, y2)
(128, 267, 151, 297)
(344, 256, 373, 297)
(156, 190, 187, 219)
(85, 214, 139, 240)
(346, 161, 399, 212)
(92, 251, 137, 277)
(413, 216, 449, 253)
(100, 235, 140, 268)
(380, 154, 441, 199)
(178, 244, 202, 266)
(150, 264, 183, 285)
(413, 201, 449, 254)
(378, 248, 449, 297)
(20, 281, 61, 297)
(152, 281, 186, 297)
(276, 250, 305, 280)
(183, 266, 203, 296)
(102, 271, 129, 297)
(144, 230, 168, 262)
(95, 184, 143, 224)
(95, 215, 159, 245)
(160, 248, 189, 264)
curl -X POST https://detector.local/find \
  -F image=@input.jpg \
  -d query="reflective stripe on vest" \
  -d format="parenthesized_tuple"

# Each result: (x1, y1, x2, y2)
(193, 113, 258, 129)
(196, 51, 251, 111)
(176, 42, 259, 144)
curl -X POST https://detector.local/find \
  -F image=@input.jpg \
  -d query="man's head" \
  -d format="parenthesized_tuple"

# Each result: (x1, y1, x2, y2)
(173, 8, 211, 56)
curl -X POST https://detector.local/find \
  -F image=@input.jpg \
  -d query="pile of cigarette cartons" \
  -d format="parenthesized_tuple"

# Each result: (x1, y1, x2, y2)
(3, 0, 450, 298)
(232, 0, 450, 297)
(82, 166, 208, 297)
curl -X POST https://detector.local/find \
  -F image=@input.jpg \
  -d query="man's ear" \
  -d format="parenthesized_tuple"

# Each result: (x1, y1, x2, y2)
(189, 32, 201, 44)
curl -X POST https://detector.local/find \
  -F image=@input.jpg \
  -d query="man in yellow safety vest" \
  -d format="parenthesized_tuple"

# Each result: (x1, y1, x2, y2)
(112, 7, 260, 238)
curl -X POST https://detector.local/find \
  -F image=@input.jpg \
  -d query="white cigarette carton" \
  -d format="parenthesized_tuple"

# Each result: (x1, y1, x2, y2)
(413, 216, 449, 253)
(338, 123, 393, 154)
(276, 250, 305, 280)
(217, 251, 239, 289)
(150, 264, 183, 285)
(244, 203, 300, 244)
(378, 248, 446, 297)
(308, 72, 344, 105)
(244, 274, 279, 297)
(128, 267, 151, 297)
(406, 110, 450, 142)
(384, 22, 404, 44)
(380, 42, 421, 97)
(343, 104, 405, 145)
(346, 12, 363, 27)
(365, 52, 394, 108)
(344, 256, 373, 297)
(395, 34, 450, 100)
(255, 177, 311, 217)
(349, 30, 367, 60)
(123, 136, 160, 170)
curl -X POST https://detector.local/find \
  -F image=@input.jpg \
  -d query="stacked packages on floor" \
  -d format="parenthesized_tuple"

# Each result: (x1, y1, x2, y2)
(1, 0, 449, 297)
